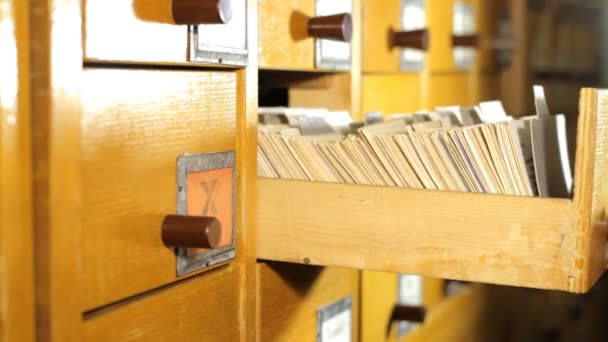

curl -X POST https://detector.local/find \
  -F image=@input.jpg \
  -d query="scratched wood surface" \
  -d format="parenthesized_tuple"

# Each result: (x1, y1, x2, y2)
(258, 0, 315, 70)
(256, 262, 360, 342)
(0, 0, 35, 340)
(83, 267, 240, 342)
(257, 178, 581, 291)
(83, 0, 188, 63)
(81, 69, 238, 310)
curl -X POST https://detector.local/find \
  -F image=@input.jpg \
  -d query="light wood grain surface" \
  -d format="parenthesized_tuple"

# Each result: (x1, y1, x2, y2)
(81, 69, 237, 310)
(30, 0, 84, 340)
(257, 178, 579, 291)
(256, 262, 360, 342)
(84, 0, 188, 63)
(83, 267, 241, 342)
(0, 0, 35, 340)
(258, 0, 315, 70)
(572, 89, 608, 292)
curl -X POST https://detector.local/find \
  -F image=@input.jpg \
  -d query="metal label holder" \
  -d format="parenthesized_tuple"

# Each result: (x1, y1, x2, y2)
(190, 0, 249, 66)
(175, 152, 236, 276)
(453, 1, 476, 70)
(400, 0, 427, 71)
(315, 0, 352, 71)
(317, 295, 353, 342)
(396, 275, 424, 338)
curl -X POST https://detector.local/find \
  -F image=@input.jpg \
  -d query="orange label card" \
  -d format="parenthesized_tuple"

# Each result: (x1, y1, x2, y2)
(186, 167, 233, 255)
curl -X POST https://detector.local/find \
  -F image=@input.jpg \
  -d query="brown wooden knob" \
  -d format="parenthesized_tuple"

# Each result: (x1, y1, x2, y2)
(161, 215, 221, 249)
(172, 0, 232, 25)
(307, 13, 353, 42)
(391, 305, 426, 323)
(485, 36, 518, 51)
(391, 29, 429, 51)
(452, 34, 480, 48)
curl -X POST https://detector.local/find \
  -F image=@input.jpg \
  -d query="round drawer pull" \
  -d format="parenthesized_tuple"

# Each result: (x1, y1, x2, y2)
(172, 0, 232, 25)
(452, 34, 480, 48)
(307, 13, 353, 42)
(391, 29, 429, 51)
(161, 214, 222, 249)
(391, 304, 426, 323)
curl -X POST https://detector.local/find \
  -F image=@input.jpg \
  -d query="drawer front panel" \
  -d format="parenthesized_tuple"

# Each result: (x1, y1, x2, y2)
(81, 68, 237, 310)
(257, 263, 360, 342)
(84, 0, 188, 63)
(259, 0, 315, 70)
(362, 74, 422, 115)
(362, 0, 406, 72)
(425, 72, 472, 108)
(83, 267, 240, 342)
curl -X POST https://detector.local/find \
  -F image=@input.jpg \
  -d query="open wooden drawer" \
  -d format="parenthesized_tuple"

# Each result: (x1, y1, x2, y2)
(257, 88, 608, 293)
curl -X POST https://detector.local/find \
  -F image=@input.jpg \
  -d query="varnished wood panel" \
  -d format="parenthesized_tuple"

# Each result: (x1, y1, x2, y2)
(83, 266, 240, 342)
(0, 0, 34, 340)
(81, 69, 237, 310)
(30, 0, 83, 340)
(573, 89, 608, 292)
(361, 0, 401, 72)
(257, 262, 360, 342)
(258, 178, 580, 291)
(362, 74, 422, 115)
(289, 73, 353, 112)
(258, 0, 315, 70)
(84, 0, 188, 63)
(238, 0, 260, 340)
(361, 272, 443, 342)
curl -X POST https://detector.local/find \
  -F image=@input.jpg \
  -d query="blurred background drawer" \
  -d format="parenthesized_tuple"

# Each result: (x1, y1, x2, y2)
(259, 0, 353, 71)
(257, 262, 360, 342)
(80, 68, 238, 311)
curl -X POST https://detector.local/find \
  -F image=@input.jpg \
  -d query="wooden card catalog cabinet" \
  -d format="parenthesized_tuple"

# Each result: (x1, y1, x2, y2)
(259, 0, 353, 71)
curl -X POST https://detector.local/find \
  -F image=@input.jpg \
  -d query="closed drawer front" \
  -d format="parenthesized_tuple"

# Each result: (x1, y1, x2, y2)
(81, 68, 238, 310)
(257, 263, 360, 342)
(84, 0, 188, 63)
(85, 0, 249, 65)
(83, 267, 240, 342)
(259, 0, 353, 71)
(362, 74, 422, 114)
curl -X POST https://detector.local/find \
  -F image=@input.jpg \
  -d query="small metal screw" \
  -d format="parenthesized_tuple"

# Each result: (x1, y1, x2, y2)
(218, 58, 223, 64)
(177, 186, 183, 192)
(303, 257, 311, 265)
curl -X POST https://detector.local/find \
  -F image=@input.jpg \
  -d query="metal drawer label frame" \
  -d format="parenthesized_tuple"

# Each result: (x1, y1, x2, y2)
(397, 275, 424, 338)
(315, 0, 352, 71)
(400, 0, 427, 71)
(317, 295, 353, 342)
(175, 152, 236, 276)
(190, 0, 249, 66)
(453, 1, 476, 69)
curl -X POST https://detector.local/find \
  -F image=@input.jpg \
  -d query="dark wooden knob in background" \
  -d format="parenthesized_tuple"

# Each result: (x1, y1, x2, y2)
(307, 13, 353, 42)
(172, 0, 232, 25)
(391, 305, 426, 323)
(452, 34, 480, 48)
(162, 215, 222, 249)
(486, 36, 517, 51)
(391, 29, 429, 51)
